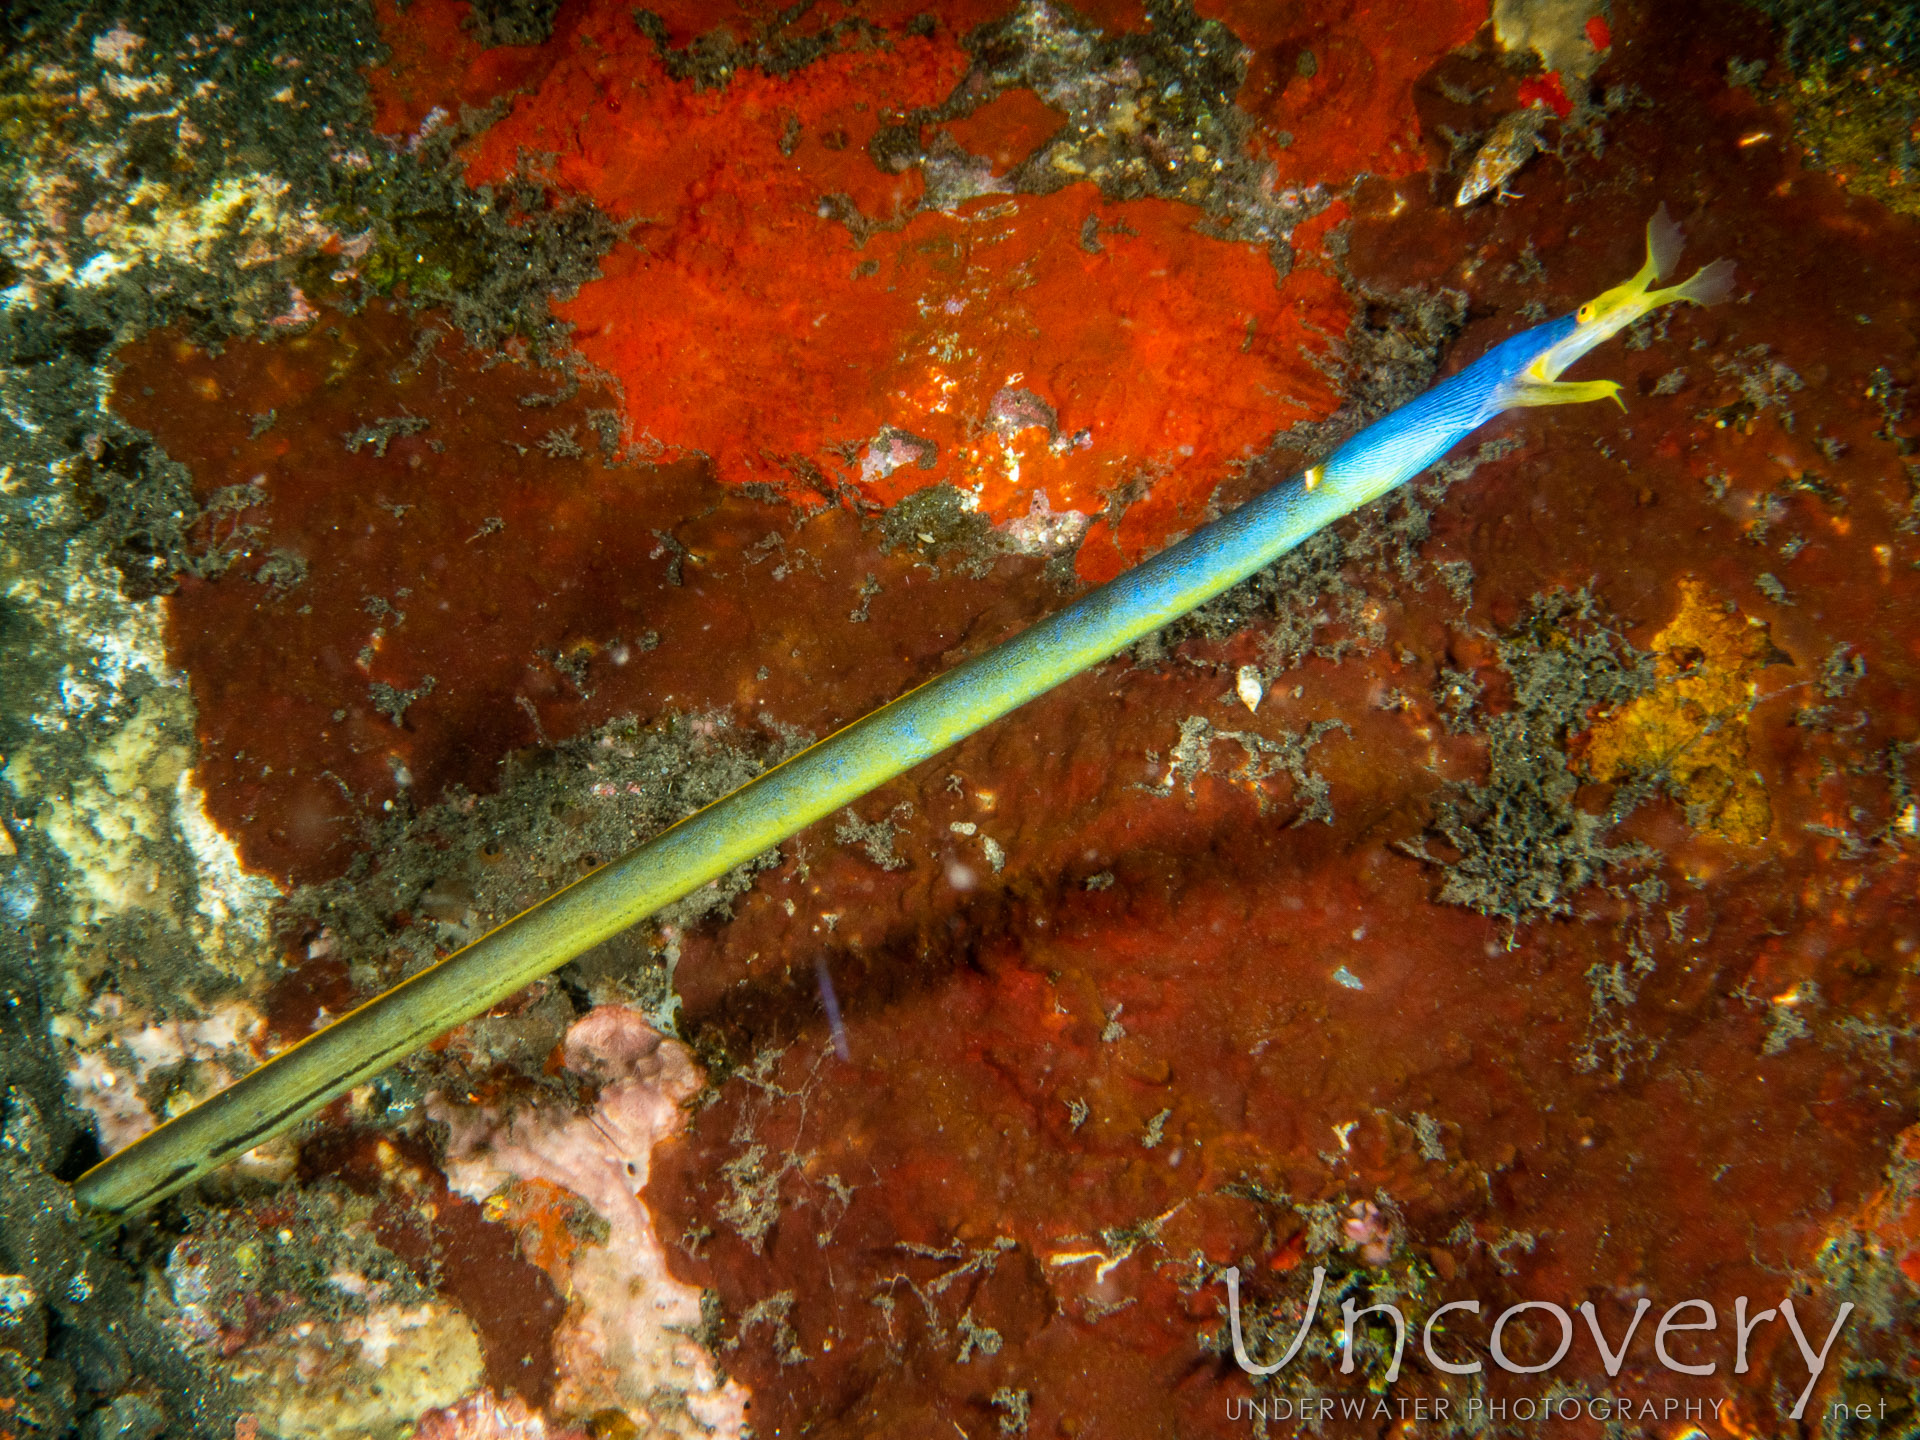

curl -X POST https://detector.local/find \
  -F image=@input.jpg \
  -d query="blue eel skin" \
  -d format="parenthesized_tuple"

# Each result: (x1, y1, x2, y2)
(70, 311, 1600, 1220)
(641, 315, 1593, 852)
(860, 313, 1591, 761)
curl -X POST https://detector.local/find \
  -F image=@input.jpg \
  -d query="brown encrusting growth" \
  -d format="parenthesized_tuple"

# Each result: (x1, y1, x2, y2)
(11, 0, 1919, 1434)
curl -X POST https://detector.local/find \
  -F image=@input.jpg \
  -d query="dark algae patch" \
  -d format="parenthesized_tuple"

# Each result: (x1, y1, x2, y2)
(1407, 588, 1658, 925)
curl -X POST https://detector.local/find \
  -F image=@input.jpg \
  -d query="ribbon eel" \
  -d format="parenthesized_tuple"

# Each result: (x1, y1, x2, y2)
(75, 208, 1733, 1221)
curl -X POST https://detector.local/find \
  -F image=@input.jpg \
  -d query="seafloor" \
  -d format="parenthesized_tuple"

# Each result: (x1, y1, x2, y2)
(1, 0, 1917, 1436)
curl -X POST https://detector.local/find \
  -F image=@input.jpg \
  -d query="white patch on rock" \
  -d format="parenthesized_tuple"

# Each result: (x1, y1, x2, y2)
(63, 1049, 156, 1152)
(247, 1302, 484, 1440)
(1001, 490, 1090, 555)
(10, 565, 280, 1159)
(413, 1390, 585, 1440)
(9, 684, 279, 949)
(91, 27, 146, 67)
(858, 425, 939, 486)
(174, 765, 281, 938)
(1493, 0, 1607, 84)
(54, 992, 265, 1153)
(3, 44, 340, 296)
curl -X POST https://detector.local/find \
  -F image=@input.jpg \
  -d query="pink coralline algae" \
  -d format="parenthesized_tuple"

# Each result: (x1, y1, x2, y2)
(412, 1391, 588, 1440)
(431, 1008, 749, 1435)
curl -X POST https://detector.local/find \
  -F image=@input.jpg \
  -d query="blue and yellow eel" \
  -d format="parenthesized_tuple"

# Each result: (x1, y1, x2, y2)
(74, 208, 1734, 1221)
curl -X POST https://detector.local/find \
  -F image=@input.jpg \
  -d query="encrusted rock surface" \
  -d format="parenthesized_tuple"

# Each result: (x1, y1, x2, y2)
(1, 0, 1916, 1436)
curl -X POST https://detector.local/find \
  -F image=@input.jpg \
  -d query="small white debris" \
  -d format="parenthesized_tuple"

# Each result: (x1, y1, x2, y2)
(91, 27, 145, 67)
(0, 1275, 37, 1319)
(1235, 665, 1264, 713)
(1004, 490, 1091, 555)
(76, 252, 130, 288)
(1332, 965, 1365, 991)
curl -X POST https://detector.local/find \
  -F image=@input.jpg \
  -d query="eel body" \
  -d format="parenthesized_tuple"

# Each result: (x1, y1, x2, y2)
(74, 211, 1732, 1221)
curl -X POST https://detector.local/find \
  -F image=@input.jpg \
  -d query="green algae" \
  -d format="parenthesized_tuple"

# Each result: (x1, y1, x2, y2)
(1746, 0, 1920, 216)
(1788, 58, 1920, 217)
